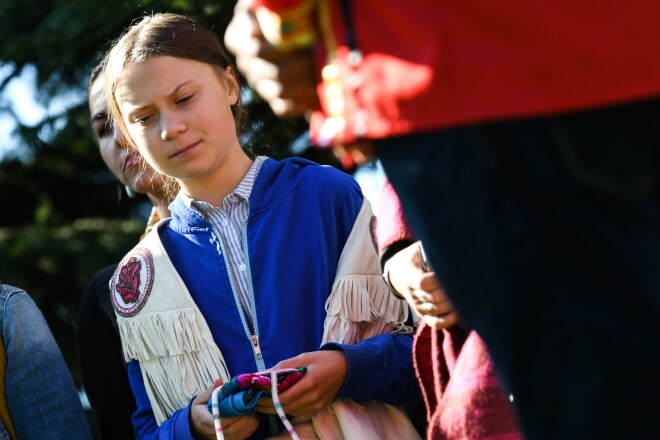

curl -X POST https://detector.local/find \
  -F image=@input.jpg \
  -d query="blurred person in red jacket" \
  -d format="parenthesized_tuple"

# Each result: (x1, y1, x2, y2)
(225, 1, 660, 438)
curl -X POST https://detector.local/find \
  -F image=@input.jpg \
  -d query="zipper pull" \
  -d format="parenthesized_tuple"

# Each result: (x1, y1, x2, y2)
(251, 335, 263, 360)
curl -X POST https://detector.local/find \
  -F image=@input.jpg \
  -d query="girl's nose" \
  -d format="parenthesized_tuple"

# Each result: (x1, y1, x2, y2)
(160, 112, 186, 141)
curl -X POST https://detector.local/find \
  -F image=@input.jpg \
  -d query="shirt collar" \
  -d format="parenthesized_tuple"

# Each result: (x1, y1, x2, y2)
(179, 155, 267, 213)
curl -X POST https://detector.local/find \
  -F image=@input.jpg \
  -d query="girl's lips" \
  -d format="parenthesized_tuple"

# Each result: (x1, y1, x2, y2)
(170, 141, 200, 158)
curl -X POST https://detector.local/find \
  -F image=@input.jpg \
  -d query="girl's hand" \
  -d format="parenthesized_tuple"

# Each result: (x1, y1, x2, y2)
(255, 350, 347, 416)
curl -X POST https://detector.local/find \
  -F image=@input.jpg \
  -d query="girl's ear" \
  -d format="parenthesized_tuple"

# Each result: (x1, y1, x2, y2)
(222, 66, 240, 105)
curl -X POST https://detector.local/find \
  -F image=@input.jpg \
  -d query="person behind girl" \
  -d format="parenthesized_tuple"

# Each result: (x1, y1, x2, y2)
(103, 13, 419, 439)
(76, 59, 172, 439)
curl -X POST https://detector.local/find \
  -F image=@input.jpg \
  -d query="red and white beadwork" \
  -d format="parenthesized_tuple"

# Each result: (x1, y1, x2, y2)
(111, 247, 154, 317)
(369, 215, 378, 253)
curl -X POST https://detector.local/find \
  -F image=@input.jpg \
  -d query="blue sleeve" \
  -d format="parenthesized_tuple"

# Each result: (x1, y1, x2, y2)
(321, 333, 421, 405)
(127, 361, 196, 440)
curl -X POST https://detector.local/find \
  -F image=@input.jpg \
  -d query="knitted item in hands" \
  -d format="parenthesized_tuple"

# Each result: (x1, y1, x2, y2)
(207, 367, 306, 417)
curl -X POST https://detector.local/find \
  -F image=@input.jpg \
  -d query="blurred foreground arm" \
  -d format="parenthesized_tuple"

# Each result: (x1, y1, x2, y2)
(224, 0, 320, 117)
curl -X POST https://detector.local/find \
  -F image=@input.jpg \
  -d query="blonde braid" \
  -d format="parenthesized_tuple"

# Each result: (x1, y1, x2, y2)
(140, 207, 161, 241)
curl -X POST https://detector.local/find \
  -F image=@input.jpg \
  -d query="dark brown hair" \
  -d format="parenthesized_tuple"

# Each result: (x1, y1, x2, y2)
(87, 57, 105, 94)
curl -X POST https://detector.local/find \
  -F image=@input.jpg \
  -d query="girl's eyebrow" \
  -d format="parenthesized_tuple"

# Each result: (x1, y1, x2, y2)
(168, 80, 193, 97)
(125, 80, 194, 111)
(122, 79, 196, 118)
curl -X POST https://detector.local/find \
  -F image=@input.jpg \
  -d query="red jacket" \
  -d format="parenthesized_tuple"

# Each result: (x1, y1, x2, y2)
(254, 0, 660, 145)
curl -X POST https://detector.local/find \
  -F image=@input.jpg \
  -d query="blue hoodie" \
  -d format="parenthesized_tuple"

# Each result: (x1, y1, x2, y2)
(125, 157, 419, 439)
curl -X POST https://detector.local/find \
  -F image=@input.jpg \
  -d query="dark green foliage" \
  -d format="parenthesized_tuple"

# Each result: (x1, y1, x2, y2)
(0, 218, 144, 382)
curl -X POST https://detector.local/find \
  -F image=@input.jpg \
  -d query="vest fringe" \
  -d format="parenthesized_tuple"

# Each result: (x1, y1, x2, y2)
(117, 309, 213, 362)
(117, 309, 229, 424)
(322, 274, 411, 345)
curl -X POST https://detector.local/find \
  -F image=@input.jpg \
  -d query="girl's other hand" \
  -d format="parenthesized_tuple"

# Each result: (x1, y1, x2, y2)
(190, 382, 259, 440)
(255, 350, 347, 417)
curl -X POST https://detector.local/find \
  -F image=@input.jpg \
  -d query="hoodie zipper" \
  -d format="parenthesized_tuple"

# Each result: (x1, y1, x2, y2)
(212, 217, 265, 372)
(242, 216, 265, 371)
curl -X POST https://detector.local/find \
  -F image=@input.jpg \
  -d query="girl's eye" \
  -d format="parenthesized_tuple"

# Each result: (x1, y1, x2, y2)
(176, 94, 193, 105)
(134, 114, 153, 125)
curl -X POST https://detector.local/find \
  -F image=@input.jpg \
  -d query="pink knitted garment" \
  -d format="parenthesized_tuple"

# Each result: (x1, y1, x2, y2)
(413, 323, 522, 439)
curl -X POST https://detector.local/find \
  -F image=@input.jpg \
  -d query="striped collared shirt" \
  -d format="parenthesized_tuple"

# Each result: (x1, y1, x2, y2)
(180, 155, 266, 327)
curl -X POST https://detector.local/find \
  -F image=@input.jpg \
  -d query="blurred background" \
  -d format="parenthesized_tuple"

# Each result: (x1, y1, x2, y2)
(0, 0, 337, 436)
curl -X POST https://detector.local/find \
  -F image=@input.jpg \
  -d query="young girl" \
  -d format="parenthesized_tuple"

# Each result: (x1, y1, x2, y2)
(103, 13, 419, 439)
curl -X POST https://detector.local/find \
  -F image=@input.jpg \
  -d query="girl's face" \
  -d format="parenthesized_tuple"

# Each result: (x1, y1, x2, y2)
(115, 56, 240, 189)
(88, 76, 164, 195)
